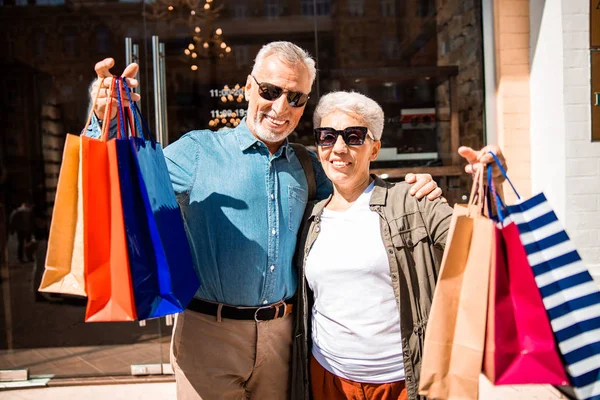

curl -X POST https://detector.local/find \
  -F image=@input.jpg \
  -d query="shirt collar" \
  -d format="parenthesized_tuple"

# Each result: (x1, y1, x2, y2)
(234, 117, 292, 161)
(369, 174, 388, 206)
(309, 174, 388, 220)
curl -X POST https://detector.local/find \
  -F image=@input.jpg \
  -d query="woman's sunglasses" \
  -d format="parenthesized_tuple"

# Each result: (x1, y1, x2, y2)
(314, 126, 373, 147)
(251, 75, 310, 108)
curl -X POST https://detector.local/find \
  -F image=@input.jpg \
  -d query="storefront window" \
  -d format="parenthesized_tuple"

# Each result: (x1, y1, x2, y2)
(348, 0, 365, 17)
(380, 0, 396, 17)
(301, 0, 331, 16)
(265, 0, 284, 19)
(0, 0, 485, 383)
(231, 2, 249, 19)
(35, 0, 64, 4)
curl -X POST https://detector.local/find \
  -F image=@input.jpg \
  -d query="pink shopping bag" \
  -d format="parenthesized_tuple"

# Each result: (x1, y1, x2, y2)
(483, 162, 568, 385)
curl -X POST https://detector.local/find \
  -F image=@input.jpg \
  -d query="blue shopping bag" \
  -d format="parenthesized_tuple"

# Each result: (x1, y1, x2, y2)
(487, 152, 600, 400)
(117, 79, 199, 320)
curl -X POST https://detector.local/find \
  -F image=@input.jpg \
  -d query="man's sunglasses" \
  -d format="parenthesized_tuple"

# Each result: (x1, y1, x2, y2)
(313, 126, 374, 147)
(251, 75, 310, 108)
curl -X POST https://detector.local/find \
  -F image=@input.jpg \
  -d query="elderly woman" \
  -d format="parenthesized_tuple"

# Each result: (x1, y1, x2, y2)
(291, 91, 505, 400)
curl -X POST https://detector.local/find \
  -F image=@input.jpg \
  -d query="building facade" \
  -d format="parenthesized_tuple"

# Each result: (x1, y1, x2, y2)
(0, 0, 597, 395)
(492, 0, 600, 283)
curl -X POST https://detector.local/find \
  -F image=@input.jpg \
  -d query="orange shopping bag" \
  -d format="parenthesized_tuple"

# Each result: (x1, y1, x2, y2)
(82, 77, 136, 322)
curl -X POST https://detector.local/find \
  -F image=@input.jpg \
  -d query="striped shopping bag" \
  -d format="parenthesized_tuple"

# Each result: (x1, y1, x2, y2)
(506, 193, 600, 400)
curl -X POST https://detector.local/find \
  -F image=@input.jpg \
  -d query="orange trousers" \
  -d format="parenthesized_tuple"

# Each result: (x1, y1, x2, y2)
(310, 355, 409, 400)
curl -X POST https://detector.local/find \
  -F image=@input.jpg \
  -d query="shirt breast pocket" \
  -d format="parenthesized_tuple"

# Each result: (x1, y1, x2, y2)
(288, 185, 308, 232)
(390, 225, 429, 271)
(391, 226, 428, 249)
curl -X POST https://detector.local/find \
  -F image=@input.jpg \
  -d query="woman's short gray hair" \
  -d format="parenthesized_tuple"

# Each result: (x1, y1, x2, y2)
(313, 91, 385, 140)
(251, 41, 317, 87)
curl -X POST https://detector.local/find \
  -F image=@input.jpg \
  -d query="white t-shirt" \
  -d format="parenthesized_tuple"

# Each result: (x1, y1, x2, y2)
(305, 182, 405, 384)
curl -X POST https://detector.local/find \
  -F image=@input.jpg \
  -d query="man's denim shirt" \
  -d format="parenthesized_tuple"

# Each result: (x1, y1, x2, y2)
(85, 116, 332, 306)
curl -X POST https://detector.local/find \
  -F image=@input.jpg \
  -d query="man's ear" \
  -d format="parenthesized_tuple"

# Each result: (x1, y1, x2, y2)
(370, 140, 381, 162)
(244, 75, 252, 102)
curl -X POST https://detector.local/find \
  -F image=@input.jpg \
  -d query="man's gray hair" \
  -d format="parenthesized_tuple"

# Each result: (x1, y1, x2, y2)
(313, 91, 385, 140)
(252, 41, 317, 87)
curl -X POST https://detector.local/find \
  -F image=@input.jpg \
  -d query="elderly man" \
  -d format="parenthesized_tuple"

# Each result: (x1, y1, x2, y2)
(86, 41, 441, 399)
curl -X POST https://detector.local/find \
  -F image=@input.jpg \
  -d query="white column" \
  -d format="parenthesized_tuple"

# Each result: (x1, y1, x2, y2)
(529, 0, 567, 220)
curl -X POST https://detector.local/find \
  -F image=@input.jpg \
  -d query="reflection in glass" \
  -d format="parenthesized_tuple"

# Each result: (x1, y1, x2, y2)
(231, 1, 248, 19)
(348, 0, 364, 17)
(0, 0, 486, 381)
(301, 0, 331, 16)
(380, 0, 396, 17)
(264, 0, 283, 19)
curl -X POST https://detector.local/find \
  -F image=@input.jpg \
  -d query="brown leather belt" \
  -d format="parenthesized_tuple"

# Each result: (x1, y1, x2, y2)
(187, 298, 293, 321)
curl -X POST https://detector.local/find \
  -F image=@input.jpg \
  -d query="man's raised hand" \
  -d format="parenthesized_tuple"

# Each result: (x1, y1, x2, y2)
(91, 58, 140, 120)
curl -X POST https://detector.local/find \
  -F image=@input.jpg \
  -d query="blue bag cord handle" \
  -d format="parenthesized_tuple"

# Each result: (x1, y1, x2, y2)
(121, 79, 146, 141)
(122, 79, 155, 143)
(115, 77, 128, 139)
(488, 151, 520, 199)
(135, 102, 154, 142)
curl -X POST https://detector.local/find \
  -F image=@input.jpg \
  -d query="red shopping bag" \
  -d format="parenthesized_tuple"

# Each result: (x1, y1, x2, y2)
(483, 164, 568, 385)
(82, 77, 137, 322)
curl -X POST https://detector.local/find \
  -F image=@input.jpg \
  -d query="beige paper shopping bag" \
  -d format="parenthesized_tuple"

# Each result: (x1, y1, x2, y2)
(39, 134, 85, 296)
(419, 168, 494, 400)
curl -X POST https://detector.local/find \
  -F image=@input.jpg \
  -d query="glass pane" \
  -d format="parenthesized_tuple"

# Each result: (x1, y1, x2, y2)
(313, 0, 485, 204)
(149, 0, 484, 205)
(0, 0, 486, 382)
(0, 1, 166, 380)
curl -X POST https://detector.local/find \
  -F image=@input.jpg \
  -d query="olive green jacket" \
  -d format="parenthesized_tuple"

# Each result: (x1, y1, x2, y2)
(291, 175, 453, 400)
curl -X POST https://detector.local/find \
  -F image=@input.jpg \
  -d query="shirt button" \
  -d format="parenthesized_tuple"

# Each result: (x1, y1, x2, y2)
(263, 300, 268, 305)
(315, 226, 320, 233)
(270, 265, 275, 271)
(272, 229, 276, 235)
(388, 249, 393, 255)
(270, 194, 274, 200)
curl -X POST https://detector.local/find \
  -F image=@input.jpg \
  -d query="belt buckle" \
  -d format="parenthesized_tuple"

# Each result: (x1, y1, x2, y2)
(254, 300, 285, 322)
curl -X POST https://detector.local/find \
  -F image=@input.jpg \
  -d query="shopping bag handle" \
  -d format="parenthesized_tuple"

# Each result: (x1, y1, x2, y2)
(488, 151, 520, 199)
(100, 77, 117, 142)
(467, 165, 486, 217)
(488, 164, 506, 222)
(115, 77, 127, 140)
(82, 77, 103, 134)
(122, 79, 154, 142)
(121, 78, 144, 140)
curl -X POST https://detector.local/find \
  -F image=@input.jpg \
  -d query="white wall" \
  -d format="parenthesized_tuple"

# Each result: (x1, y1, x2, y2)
(562, 0, 600, 279)
(530, 0, 600, 279)
(529, 0, 567, 220)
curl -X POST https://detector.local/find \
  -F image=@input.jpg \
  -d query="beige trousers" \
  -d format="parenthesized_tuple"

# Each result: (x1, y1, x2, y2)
(170, 308, 293, 400)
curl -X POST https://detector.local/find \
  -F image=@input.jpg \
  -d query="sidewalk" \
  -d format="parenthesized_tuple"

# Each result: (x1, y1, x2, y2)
(0, 381, 175, 400)
(0, 375, 569, 400)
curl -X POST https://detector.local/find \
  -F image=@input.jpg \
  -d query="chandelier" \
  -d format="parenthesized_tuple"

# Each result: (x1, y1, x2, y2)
(185, 25, 231, 70)
(145, 0, 232, 69)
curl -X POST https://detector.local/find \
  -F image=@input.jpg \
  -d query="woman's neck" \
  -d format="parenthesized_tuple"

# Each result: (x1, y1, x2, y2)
(326, 174, 373, 211)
